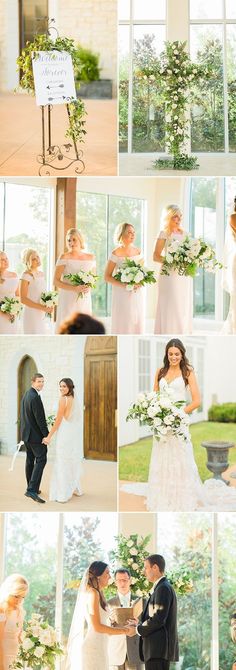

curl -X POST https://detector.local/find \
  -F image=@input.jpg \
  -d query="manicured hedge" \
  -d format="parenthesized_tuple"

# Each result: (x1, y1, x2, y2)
(208, 403, 236, 423)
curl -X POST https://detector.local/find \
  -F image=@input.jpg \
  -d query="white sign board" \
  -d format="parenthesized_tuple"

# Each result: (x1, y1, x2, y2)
(32, 50, 77, 106)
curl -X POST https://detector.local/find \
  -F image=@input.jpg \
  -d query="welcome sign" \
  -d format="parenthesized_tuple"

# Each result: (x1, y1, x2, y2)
(32, 50, 77, 106)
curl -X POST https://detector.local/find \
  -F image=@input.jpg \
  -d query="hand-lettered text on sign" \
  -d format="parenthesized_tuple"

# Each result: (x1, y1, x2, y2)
(32, 50, 77, 106)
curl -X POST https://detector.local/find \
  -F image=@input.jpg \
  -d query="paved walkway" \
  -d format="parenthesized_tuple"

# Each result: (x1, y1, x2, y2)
(0, 455, 117, 511)
(0, 93, 117, 176)
(119, 466, 236, 512)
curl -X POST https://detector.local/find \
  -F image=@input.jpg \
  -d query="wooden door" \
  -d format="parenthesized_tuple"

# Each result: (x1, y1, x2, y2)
(17, 355, 37, 443)
(84, 337, 117, 461)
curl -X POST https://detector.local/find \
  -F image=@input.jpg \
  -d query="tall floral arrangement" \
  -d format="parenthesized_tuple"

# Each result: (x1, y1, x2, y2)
(152, 41, 206, 170)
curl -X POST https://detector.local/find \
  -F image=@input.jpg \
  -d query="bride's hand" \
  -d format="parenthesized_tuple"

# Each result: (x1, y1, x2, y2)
(76, 285, 90, 294)
(125, 626, 137, 637)
(42, 436, 50, 445)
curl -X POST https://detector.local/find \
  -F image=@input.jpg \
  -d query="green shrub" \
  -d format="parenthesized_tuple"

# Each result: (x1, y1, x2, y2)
(208, 403, 236, 423)
(75, 46, 101, 82)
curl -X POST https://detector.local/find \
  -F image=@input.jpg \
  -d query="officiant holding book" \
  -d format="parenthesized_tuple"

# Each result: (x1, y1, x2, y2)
(108, 568, 144, 670)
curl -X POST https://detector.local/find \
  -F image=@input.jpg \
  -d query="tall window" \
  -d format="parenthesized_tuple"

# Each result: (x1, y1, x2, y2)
(76, 190, 146, 316)
(119, 0, 166, 152)
(190, 0, 236, 152)
(0, 181, 54, 287)
(189, 177, 217, 319)
(218, 512, 236, 670)
(158, 512, 212, 669)
(19, 1, 48, 54)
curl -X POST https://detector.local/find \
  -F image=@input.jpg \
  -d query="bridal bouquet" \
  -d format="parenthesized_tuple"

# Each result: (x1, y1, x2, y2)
(12, 613, 64, 670)
(113, 258, 156, 291)
(47, 414, 56, 428)
(126, 389, 190, 443)
(40, 291, 58, 318)
(64, 270, 99, 299)
(161, 235, 223, 277)
(0, 296, 22, 319)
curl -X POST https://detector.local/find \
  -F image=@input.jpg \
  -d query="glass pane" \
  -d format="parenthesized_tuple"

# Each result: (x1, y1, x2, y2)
(158, 512, 212, 670)
(132, 25, 165, 152)
(5, 513, 58, 623)
(227, 25, 236, 152)
(226, 0, 236, 18)
(20, 0, 48, 49)
(119, 25, 129, 152)
(62, 514, 117, 640)
(133, 0, 166, 20)
(190, 178, 217, 318)
(118, 0, 130, 20)
(190, 25, 224, 152)
(224, 177, 236, 317)
(4, 184, 52, 287)
(190, 0, 223, 19)
(76, 191, 107, 316)
(218, 513, 236, 670)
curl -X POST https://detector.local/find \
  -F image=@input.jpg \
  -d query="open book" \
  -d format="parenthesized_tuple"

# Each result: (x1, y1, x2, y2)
(111, 598, 143, 626)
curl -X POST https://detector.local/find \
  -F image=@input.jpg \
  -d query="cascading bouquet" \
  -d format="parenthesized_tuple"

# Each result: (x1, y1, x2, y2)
(0, 296, 22, 320)
(161, 235, 223, 277)
(12, 613, 64, 670)
(40, 291, 58, 318)
(47, 414, 56, 429)
(64, 270, 99, 299)
(113, 258, 156, 291)
(126, 388, 190, 443)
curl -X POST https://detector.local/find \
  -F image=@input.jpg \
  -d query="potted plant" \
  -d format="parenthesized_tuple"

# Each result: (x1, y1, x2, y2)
(74, 45, 113, 99)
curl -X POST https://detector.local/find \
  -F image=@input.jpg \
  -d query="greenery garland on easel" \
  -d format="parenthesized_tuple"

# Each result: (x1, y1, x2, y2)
(136, 40, 206, 170)
(16, 32, 87, 145)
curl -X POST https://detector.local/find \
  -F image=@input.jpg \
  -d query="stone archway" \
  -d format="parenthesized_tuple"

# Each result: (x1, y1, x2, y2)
(84, 336, 117, 461)
(17, 355, 37, 443)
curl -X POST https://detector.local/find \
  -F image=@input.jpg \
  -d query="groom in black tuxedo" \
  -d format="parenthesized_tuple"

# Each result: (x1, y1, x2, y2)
(20, 373, 49, 504)
(136, 554, 179, 670)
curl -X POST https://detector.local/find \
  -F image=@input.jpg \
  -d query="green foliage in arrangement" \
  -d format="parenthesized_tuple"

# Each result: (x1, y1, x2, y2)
(74, 45, 101, 82)
(208, 403, 236, 423)
(16, 33, 87, 146)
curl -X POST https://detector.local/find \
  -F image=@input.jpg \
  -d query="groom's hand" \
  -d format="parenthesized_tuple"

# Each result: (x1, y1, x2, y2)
(127, 618, 138, 626)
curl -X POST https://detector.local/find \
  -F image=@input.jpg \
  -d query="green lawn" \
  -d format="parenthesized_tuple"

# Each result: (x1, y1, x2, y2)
(119, 422, 236, 483)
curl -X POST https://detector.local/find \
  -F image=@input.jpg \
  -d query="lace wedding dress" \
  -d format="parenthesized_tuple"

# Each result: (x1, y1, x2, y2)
(81, 601, 110, 670)
(0, 609, 24, 670)
(49, 396, 83, 502)
(121, 377, 236, 511)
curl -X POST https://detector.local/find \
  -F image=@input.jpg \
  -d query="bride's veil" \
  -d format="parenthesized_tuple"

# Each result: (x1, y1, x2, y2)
(66, 568, 89, 670)
(223, 219, 236, 293)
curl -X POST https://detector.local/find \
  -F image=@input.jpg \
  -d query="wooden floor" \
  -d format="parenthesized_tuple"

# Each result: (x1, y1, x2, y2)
(0, 455, 117, 511)
(119, 466, 236, 512)
(0, 93, 117, 176)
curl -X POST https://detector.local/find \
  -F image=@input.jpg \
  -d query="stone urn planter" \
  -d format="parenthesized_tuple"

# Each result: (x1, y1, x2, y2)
(76, 79, 113, 99)
(201, 440, 235, 484)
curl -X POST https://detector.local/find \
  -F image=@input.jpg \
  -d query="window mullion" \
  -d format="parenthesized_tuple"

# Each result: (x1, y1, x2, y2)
(211, 513, 219, 670)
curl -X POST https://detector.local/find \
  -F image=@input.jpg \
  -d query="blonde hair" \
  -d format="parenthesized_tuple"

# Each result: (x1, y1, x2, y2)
(66, 228, 85, 249)
(22, 248, 38, 273)
(0, 574, 28, 611)
(162, 205, 182, 235)
(114, 223, 134, 244)
(0, 250, 7, 284)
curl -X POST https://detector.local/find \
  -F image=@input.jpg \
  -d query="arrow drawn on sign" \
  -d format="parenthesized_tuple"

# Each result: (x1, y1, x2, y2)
(46, 84, 64, 89)
(48, 95, 66, 101)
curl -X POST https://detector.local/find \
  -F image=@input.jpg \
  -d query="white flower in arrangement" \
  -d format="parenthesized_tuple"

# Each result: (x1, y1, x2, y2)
(170, 135, 175, 141)
(172, 104, 177, 109)
(146, 391, 157, 401)
(178, 76, 182, 81)
(34, 646, 45, 658)
(131, 577, 137, 584)
(22, 638, 35, 651)
(158, 397, 173, 409)
(163, 415, 175, 425)
(136, 589, 143, 597)
(132, 563, 139, 569)
(174, 95, 178, 100)
(153, 417, 162, 427)
(166, 114, 172, 122)
(130, 547, 138, 556)
(127, 540, 134, 548)
(167, 69, 172, 74)
(137, 393, 146, 403)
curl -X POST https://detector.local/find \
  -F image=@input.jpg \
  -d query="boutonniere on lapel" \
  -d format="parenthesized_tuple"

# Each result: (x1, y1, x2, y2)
(148, 603, 164, 616)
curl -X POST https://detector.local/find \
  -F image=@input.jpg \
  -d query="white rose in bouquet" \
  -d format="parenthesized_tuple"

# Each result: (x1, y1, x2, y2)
(34, 646, 45, 658)
(22, 638, 34, 651)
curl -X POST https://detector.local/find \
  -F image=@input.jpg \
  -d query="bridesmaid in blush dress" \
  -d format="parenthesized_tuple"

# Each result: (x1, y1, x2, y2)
(0, 251, 19, 334)
(20, 249, 53, 334)
(153, 204, 193, 334)
(54, 228, 96, 334)
(104, 222, 145, 334)
(0, 574, 28, 670)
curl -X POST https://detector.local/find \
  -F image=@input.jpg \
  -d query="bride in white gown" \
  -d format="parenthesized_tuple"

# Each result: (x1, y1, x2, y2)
(122, 339, 236, 512)
(43, 378, 83, 503)
(66, 561, 135, 670)
(222, 199, 236, 334)
(153, 205, 193, 334)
